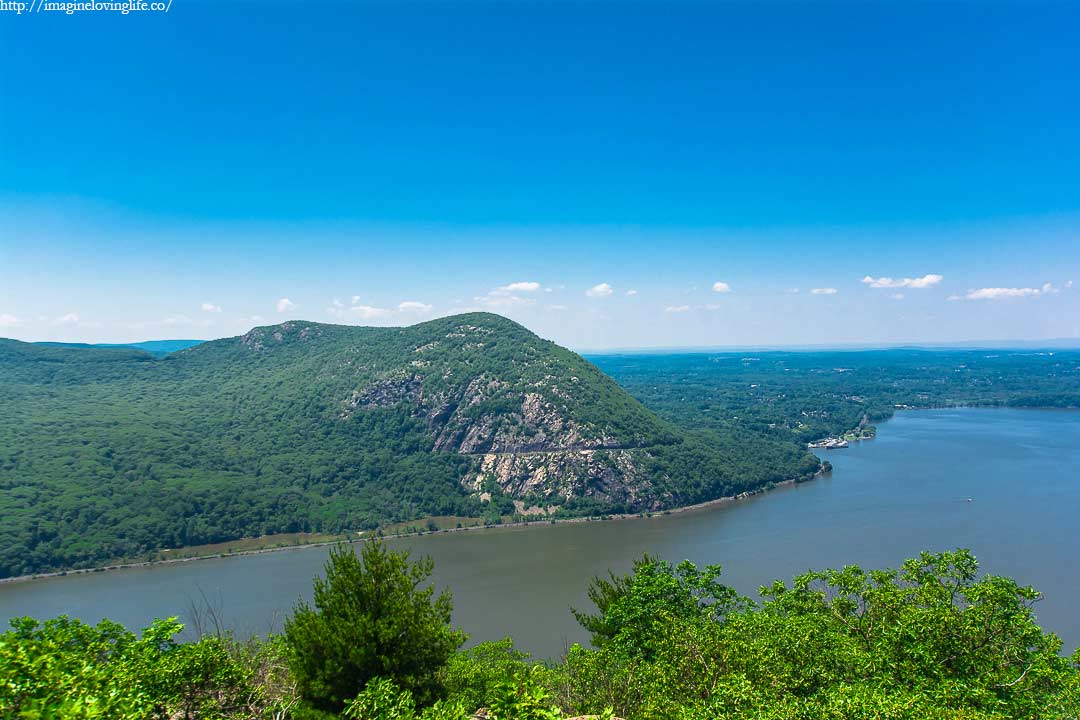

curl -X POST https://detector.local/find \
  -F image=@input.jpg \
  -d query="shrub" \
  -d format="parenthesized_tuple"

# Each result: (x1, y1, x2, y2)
(344, 678, 470, 720)
(0, 615, 246, 719)
(285, 541, 465, 714)
(440, 638, 532, 712)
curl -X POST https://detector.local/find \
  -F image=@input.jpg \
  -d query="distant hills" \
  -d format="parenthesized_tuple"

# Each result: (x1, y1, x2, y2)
(34, 339, 205, 357)
(0, 313, 819, 577)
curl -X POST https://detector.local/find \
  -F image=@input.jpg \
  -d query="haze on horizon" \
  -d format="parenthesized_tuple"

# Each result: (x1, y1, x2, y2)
(2, 1, 1078, 350)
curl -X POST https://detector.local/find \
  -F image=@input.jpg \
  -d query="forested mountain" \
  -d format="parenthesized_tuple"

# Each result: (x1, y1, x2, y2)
(0, 314, 818, 577)
(11, 315, 1074, 579)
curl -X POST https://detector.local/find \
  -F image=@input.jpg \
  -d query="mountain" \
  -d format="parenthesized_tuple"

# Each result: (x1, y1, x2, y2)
(0, 313, 821, 577)
(34, 339, 204, 357)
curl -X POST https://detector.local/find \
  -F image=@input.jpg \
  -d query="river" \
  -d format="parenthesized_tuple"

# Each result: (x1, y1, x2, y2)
(1, 408, 1077, 658)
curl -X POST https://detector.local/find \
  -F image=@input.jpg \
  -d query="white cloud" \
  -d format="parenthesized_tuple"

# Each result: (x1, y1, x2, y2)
(586, 283, 614, 298)
(665, 305, 691, 313)
(276, 298, 296, 313)
(476, 292, 534, 311)
(964, 283, 1058, 301)
(328, 299, 433, 323)
(328, 304, 390, 321)
(0, 313, 19, 328)
(474, 281, 547, 311)
(351, 295, 362, 305)
(965, 287, 1038, 300)
(201, 302, 222, 313)
(1066, 280, 1074, 289)
(53, 312, 80, 325)
(785, 288, 800, 294)
(626, 289, 638, 296)
(546, 304, 568, 311)
(907, 274, 944, 289)
(861, 274, 943, 289)
(946, 295, 961, 302)
(810, 288, 838, 295)
(498, 281, 541, 293)
(250, 315, 264, 323)
(712, 281, 732, 293)
(891, 293, 905, 300)
(476, 296, 526, 310)
(353, 305, 390, 319)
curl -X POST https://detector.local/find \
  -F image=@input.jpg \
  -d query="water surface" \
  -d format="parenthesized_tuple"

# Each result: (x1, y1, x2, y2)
(2, 408, 1077, 657)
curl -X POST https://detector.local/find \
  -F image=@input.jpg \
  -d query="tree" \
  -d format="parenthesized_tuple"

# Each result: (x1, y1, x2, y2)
(284, 541, 466, 713)
(572, 554, 747, 660)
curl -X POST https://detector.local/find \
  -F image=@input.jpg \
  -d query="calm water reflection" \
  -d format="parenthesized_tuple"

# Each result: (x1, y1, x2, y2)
(2, 408, 1077, 658)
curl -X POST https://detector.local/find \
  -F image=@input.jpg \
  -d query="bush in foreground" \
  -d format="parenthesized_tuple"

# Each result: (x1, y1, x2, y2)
(284, 542, 465, 715)
(0, 615, 248, 719)
(554, 549, 1080, 719)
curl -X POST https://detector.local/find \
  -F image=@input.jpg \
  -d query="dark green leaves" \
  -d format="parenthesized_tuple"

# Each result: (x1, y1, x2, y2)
(284, 542, 466, 714)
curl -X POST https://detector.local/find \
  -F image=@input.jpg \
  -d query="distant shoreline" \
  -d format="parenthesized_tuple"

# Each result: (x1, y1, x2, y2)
(0, 469, 826, 586)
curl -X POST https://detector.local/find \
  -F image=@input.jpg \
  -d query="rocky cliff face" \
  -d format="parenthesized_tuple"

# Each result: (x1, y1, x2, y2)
(337, 318, 669, 510)
(346, 372, 659, 508)
(465, 448, 661, 511)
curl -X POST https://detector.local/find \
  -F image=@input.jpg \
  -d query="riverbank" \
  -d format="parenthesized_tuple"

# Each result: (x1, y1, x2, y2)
(0, 467, 826, 585)
(10, 403, 1067, 586)
(4, 408, 1078, 658)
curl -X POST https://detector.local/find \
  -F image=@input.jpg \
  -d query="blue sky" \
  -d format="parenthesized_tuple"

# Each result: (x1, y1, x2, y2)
(1, 1, 1078, 348)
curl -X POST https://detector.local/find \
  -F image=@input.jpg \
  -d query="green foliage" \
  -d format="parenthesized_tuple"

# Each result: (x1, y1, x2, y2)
(487, 666, 567, 720)
(349, 664, 586, 720)
(0, 615, 248, 719)
(222, 633, 300, 719)
(2, 549, 1077, 719)
(344, 677, 417, 720)
(740, 551, 1072, 717)
(439, 638, 532, 712)
(284, 541, 465, 714)
(9, 312, 1077, 578)
(344, 677, 470, 720)
(0, 313, 679, 577)
(573, 555, 747, 660)
(339, 640, 573, 718)
(556, 549, 1080, 720)
(592, 349, 1080, 447)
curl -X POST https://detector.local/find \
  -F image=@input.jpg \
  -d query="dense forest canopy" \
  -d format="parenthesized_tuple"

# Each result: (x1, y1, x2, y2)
(2, 314, 1078, 578)
(0, 314, 815, 578)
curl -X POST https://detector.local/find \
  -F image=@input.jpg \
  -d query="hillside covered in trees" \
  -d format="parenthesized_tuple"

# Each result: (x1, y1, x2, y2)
(0, 314, 818, 578)
(4, 315, 1078, 579)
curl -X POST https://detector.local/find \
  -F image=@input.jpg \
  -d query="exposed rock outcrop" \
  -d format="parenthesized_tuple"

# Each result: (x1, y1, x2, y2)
(343, 359, 661, 507)
(466, 447, 662, 509)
